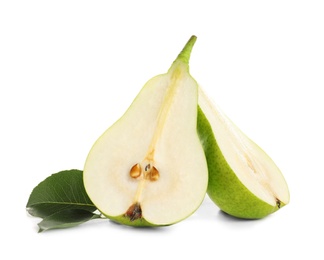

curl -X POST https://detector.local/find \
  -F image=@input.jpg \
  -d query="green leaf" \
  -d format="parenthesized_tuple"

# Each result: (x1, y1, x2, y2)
(37, 209, 101, 232)
(26, 169, 103, 232)
(26, 169, 96, 218)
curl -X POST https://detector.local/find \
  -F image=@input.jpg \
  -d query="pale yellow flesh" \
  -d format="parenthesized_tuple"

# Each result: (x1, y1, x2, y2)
(198, 87, 290, 206)
(84, 63, 208, 225)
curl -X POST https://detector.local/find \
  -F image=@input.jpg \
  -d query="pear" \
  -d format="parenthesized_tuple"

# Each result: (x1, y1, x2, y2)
(197, 87, 290, 219)
(83, 36, 208, 226)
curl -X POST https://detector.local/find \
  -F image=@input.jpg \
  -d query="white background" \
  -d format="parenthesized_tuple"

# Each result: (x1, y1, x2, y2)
(1, 0, 323, 259)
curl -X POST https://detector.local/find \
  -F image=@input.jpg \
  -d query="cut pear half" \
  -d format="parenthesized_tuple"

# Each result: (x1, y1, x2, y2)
(83, 36, 208, 226)
(198, 87, 290, 219)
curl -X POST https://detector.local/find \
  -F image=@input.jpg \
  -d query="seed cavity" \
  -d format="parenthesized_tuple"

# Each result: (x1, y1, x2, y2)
(130, 163, 160, 181)
(276, 198, 281, 209)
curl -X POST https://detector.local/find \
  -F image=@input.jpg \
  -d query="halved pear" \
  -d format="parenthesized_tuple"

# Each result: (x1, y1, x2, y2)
(83, 36, 208, 226)
(197, 87, 290, 219)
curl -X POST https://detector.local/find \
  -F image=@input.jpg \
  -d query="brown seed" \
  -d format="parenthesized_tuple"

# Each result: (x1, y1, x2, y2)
(130, 163, 141, 178)
(149, 166, 160, 181)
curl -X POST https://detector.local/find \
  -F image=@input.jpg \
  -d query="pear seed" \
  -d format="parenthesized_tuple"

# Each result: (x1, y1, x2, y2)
(130, 164, 142, 178)
(149, 166, 160, 181)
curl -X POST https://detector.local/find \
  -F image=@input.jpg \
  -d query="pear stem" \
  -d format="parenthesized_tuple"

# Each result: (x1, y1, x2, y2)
(175, 35, 197, 65)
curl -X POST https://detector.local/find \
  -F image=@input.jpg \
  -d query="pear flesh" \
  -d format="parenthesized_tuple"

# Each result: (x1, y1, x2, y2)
(198, 87, 290, 219)
(83, 36, 208, 226)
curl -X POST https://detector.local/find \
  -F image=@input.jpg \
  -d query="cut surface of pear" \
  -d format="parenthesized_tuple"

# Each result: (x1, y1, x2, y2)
(197, 87, 290, 219)
(83, 36, 208, 226)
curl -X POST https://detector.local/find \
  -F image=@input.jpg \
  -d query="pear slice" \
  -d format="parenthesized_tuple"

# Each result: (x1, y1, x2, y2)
(83, 36, 208, 226)
(197, 87, 290, 219)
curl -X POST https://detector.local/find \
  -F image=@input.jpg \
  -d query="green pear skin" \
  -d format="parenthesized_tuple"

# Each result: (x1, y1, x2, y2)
(197, 107, 287, 219)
